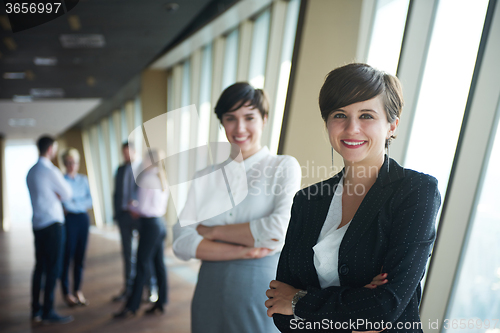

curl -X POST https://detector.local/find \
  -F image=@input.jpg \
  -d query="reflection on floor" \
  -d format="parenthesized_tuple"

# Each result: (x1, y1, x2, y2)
(0, 224, 200, 333)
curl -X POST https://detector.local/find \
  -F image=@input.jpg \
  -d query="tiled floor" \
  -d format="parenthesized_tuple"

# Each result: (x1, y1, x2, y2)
(0, 224, 200, 333)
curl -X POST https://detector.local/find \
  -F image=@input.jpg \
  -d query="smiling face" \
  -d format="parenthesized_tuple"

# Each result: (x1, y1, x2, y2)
(326, 95, 398, 168)
(221, 103, 267, 160)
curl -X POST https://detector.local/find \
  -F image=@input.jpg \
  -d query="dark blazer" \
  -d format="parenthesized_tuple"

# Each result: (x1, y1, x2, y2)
(113, 163, 133, 219)
(274, 157, 441, 333)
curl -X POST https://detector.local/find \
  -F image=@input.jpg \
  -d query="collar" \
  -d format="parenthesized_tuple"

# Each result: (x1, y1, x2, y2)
(65, 173, 79, 180)
(222, 146, 270, 176)
(378, 155, 406, 187)
(39, 156, 53, 167)
(243, 146, 270, 171)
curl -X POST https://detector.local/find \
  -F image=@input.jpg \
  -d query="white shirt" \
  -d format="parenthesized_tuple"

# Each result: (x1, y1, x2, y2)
(173, 146, 302, 261)
(130, 167, 169, 218)
(313, 176, 351, 289)
(26, 157, 72, 230)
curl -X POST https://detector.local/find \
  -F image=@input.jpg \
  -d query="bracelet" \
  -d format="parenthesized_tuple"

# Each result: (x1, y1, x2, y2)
(291, 290, 307, 320)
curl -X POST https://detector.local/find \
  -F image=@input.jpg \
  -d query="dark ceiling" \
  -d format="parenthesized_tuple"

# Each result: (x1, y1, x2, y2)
(0, 0, 238, 101)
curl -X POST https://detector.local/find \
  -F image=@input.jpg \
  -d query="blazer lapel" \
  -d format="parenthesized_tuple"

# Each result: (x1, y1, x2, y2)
(339, 156, 405, 260)
(301, 174, 342, 288)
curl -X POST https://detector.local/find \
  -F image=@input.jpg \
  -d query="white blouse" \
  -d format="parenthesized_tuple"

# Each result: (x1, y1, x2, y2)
(313, 176, 351, 289)
(173, 146, 302, 261)
(130, 166, 169, 218)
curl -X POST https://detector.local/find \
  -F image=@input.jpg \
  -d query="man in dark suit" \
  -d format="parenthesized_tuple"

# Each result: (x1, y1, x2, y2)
(113, 142, 157, 302)
(112, 142, 139, 301)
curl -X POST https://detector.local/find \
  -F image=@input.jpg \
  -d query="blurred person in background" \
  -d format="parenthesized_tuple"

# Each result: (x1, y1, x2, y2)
(114, 149, 169, 317)
(60, 148, 92, 307)
(112, 142, 138, 301)
(112, 142, 157, 303)
(27, 135, 73, 324)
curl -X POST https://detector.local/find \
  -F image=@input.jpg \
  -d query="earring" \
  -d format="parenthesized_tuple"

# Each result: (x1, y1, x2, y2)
(386, 138, 392, 173)
(331, 146, 334, 171)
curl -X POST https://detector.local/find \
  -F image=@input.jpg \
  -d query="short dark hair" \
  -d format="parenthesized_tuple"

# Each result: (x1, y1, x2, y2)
(37, 135, 55, 155)
(319, 63, 404, 127)
(122, 141, 134, 150)
(214, 82, 269, 121)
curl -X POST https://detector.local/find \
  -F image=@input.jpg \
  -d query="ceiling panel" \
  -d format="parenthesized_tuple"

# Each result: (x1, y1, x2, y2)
(0, 0, 226, 140)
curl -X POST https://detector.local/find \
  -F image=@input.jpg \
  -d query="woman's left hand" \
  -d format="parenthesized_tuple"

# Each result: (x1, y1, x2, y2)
(265, 280, 301, 317)
(196, 224, 215, 240)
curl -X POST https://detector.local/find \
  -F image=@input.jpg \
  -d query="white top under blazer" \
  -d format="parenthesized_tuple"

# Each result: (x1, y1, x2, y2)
(313, 176, 351, 289)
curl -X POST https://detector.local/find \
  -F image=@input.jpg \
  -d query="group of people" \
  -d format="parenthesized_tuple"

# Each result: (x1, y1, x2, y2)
(112, 145, 169, 317)
(27, 138, 169, 324)
(27, 63, 441, 332)
(27, 137, 92, 324)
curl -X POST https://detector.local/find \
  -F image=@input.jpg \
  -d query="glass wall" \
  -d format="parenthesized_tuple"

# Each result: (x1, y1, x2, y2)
(5, 143, 38, 228)
(82, 95, 144, 226)
(403, 0, 489, 214)
(445, 112, 500, 331)
(366, 0, 410, 75)
(221, 29, 239, 91)
(248, 9, 271, 89)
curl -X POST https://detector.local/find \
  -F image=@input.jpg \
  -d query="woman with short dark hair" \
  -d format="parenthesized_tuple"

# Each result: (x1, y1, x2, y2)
(173, 82, 302, 333)
(265, 63, 441, 333)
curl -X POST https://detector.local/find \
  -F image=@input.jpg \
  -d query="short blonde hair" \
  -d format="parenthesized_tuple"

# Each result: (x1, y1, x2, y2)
(62, 148, 80, 164)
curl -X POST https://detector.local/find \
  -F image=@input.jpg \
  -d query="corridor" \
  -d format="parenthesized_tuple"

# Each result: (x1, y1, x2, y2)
(0, 225, 199, 333)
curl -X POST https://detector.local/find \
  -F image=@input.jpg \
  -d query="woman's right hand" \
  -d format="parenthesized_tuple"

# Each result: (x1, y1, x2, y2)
(363, 273, 388, 289)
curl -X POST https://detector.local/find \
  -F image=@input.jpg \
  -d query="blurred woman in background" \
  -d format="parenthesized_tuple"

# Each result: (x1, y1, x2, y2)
(114, 149, 169, 317)
(60, 148, 92, 307)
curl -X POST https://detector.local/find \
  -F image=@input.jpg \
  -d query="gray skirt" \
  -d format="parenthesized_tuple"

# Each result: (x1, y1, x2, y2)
(191, 253, 280, 333)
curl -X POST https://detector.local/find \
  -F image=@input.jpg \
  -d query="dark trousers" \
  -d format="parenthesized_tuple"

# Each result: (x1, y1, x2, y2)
(117, 211, 139, 292)
(117, 211, 155, 294)
(61, 213, 89, 295)
(32, 223, 65, 317)
(126, 217, 168, 311)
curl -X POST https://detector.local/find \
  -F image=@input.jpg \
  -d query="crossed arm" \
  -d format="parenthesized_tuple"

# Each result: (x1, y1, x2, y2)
(173, 216, 272, 261)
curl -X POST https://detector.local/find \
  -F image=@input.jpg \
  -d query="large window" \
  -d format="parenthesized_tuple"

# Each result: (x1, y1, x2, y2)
(269, 0, 300, 153)
(177, 61, 192, 210)
(445, 111, 500, 331)
(108, 115, 119, 176)
(221, 29, 239, 91)
(366, 0, 410, 75)
(198, 44, 212, 151)
(248, 9, 271, 89)
(403, 0, 489, 209)
(97, 123, 113, 224)
(5, 143, 38, 228)
(82, 94, 143, 227)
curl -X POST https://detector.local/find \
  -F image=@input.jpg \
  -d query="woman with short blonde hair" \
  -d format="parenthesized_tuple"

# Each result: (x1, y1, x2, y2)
(60, 147, 92, 307)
